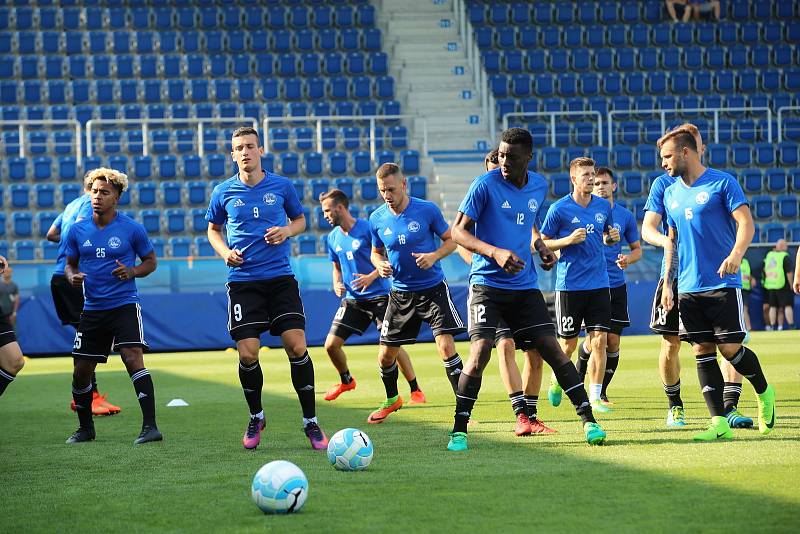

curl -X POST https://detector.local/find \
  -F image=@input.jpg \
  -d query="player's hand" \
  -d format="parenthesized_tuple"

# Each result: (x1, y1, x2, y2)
(492, 248, 526, 274)
(68, 272, 86, 288)
(264, 226, 290, 246)
(616, 254, 630, 270)
(333, 282, 346, 297)
(376, 261, 393, 278)
(112, 260, 136, 281)
(794, 276, 800, 295)
(717, 254, 742, 278)
(537, 246, 557, 271)
(660, 284, 674, 312)
(351, 272, 375, 291)
(569, 227, 587, 245)
(412, 252, 437, 270)
(605, 227, 621, 244)
(224, 248, 244, 267)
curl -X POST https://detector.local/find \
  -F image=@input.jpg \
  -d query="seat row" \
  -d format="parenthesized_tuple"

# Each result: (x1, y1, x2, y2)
(0, 27, 383, 56)
(0, 236, 218, 261)
(0, 4, 374, 32)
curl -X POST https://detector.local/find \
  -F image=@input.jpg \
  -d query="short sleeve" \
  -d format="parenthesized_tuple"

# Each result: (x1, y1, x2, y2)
(132, 223, 154, 258)
(539, 203, 560, 238)
(369, 215, 383, 249)
(624, 211, 640, 244)
(604, 202, 614, 233)
(64, 225, 78, 260)
(429, 203, 449, 238)
(722, 175, 747, 214)
(457, 179, 487, 222)
(327, 235, 338, 263)
(283, 181, 303, 220)
(205, 185, 227, 225)
(52, 213, 63, 232)
(644, 177, 666, 216)
(664, 191, 677, 229)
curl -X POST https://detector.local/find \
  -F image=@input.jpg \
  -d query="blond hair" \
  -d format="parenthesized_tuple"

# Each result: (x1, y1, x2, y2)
(656, 126, 699, 151)
(85, 167, 129, 195)
(569, 156, 595, 172)
(376, 162, 402, 181)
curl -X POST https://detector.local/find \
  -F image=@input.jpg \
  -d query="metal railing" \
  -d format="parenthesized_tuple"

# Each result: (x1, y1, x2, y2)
(608, 107, 773, 148)
(503, 111, 604, 147)
(262, 114, 428, 163)
(0, 119, 82, 165)
(776, 106, 800, 143)
(85, 117, 259, 158)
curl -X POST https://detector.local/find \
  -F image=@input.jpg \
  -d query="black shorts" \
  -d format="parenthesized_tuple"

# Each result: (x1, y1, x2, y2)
(380, 281, 466, 347)
(329, 296, 387, 341)
(495, 319, 513, 344)
(468, 284, 556, 351)
(678, 288, 746, 345)
(555, 288, 611, 339)
(767, 286, 794, 308)
(72, 303, 148, 363)
(0, 314, 16, 348)
(226, 276, 305, 342)
(650, 278, 680, 336)
(50, 274, 84, 327)
(741, 289, 750, 306)
(609, 284, 630, 335)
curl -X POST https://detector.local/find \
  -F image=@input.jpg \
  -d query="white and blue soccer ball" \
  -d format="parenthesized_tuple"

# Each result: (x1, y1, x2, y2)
(251, 460, 308, 514)
(327, 428, 374, 471)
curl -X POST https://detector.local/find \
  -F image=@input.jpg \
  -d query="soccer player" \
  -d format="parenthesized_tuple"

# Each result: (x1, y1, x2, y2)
(657, 127, 776, 440)
(540, 157, 620, 414)
(763, 239, 794, 330)
(319, 189, 426, 404)
(457, 149, 554, 436)
(740, 256, 753, 332)
(206, 127, 328, 450)
(48, 173, 121, 416)
(573, 167, 641, 405)
(63, 168, 161, 444)
(642, 123, 752, 429)
(793, 247, 800, 294)
(368, 162, 465, 424)
(0, 256, 25, 398)
(448, 128, 605, 452)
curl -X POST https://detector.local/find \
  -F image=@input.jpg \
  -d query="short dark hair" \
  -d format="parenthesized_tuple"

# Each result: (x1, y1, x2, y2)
(500, 127, 533, 154)
(319, 189, 349, 208)
(484, 148, 499, 170)
(657, 126, 698, 152)
(596, 166, 615, 182)
(376, 162, 402, 180)
(232, 126, 260, 145)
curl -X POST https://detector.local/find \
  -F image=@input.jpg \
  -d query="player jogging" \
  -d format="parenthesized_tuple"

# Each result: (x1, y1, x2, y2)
(63, 168, 161, 445)
(206, 127, 328, 450)
(319, 189, 426, 404)
(448, 128, 605, 451)
(657, 126, 775, 440)
(368, 163, 465, 424)
(0, 256, 25, 399)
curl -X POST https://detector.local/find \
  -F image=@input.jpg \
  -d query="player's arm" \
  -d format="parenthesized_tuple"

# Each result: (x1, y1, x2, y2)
(112, 251, 157, 281)
(65, 255, 85, 288)
(784, 255, 793, 289)
(660, 227, 677, 311)
(371, 245, 393, 278)
(793, 248, 800, 294)
(718, 205, 754, 278)
(542, 228, 586, 252)
(207, 222, 243, 267)
(641, 211, 671, 249)
(265, 213, 306, 246)
(530, 227, 556, 270)
(452, 212, 524, 274)
(331, 261, 346, 297)
(616, 240, 642, 270)
(456, 244, 473, 265)
(46, 213, 64, 243)
(412, 228, 456, 270)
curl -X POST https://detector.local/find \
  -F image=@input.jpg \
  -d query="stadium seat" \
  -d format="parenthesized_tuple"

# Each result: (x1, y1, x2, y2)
(310, 178, 330, 201)
(551, 173, 571, 197)
(788, 222, 800, 243)
(766, 169, 788, 193)
(622, 172, 643, 196)
(731, 144, 752, 167)
(12, 212, 32, 237)
(35, 184, 55, 208)
(612, 146, 633, 170)
(777, 194, 798, 219)
(14, 240, 35, 260)
(189, 208, 207, 233)
(740, 169, 763, 194)
(408, 176, 427, 199)
(333, 177, 355, 200)
(165, 209, 186, 234)
(296, 235, 318, 255)
(161, 182, 182, 206)
(36, 211, 58, 238)
(41, 239, 59, 261)
(168, 236, 191, 258)
(10, 184, 29, 209)
(400, 150, 420, 174)
(751, 195, 773, 220)
(762, 222, 786, 243)
(194, 236, 216, 257)
(779, 142, 800, 166)
(358, 177, 378, 201)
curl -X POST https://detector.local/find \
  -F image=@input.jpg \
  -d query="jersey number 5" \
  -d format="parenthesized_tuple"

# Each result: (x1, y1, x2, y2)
(73, 332, 82, 350)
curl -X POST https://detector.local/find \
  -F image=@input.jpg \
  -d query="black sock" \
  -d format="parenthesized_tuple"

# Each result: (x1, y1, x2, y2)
(453, 372, 481, 433)
(72, 381, 94, 429)
(238, 360, 263, 416)
(575, 342, 590, 382)
(339, 370, 352, 385)
(727, 346, 768, 394)
(380, 361, 399, 399)
(91, 372, 98, 393)
(509, 391, 526, 416)
(601, 350, 619, 397)
(664, 380, 683, 409)
(129, 368, 156, 427)
(696, 354, 725, 417)
(525, 395, 538, 419)
(408, 377, 420, 393)
(443, 354, 463, 394)
(289, 352, 315, 419)
(723, 382, 742, 414)
(553, 361, 595, 424)
(0, 367, 15, 396)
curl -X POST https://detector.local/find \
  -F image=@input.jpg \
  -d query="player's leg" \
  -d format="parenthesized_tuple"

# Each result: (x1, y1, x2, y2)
(523, 350, 556, 433)
(782, 285, 795, 328)
(601, 332, 620, 403)
(720, 358, 752, 428)
(322, 334, 357, 400)
(651, 278, 685, 426)
(583, 288, 612, 411)
(0, 333, 24, 397)
(601, 285, 629, 404)
(426, 282, 466, 395)
(397, 348, 425, 403)
(548, 290, 580, 407)
(368, 344, 404, 423)
(495, 333, 531, 436)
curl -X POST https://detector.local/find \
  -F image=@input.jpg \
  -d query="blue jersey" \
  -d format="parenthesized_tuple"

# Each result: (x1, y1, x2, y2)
(644, 173, 679, 280)
(605, 203, 640, 288)
(64, 213, 154, 311)
(457, 168, 548, 290)
(206, 172, 303, 282)
(369, 197, 449, 292)
(664, 168, 747, 293)
(540, 194, 614, 291)
(327, 218, 391, 300)
(53, 194, 92, 275)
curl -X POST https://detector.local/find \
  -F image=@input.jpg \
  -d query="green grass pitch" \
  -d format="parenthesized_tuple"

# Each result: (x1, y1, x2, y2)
(2, 332, 799, 533)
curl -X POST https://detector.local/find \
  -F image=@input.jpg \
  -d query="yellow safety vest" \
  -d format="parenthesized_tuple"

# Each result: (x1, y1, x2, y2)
(763, 251, 788, 290)
(741, 258, 751, 291)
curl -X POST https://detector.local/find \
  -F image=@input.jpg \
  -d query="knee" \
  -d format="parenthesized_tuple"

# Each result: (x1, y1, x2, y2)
(378, 347, 397, 367)
(590, 334, 607, 352)
(435, 335, 455, 357)
(285, 342, 307, 360)
(563, 338, 578, 355)
(662, 335, 681, 356)
(324, 337, 340, 355)
(9, 354, 24, 374)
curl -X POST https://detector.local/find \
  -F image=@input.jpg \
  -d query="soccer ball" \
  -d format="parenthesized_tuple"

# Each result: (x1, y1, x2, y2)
(326, 428, 374, 471)
(251, 461, 308, 514)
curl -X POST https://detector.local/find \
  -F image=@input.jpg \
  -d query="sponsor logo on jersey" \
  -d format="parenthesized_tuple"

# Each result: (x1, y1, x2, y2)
(671, 200, 679, 209)
(335, 246, 342, 252)
(501, 200, 511, 209)
(383, 227, 393, 235)
(233, 199, 245, 207)
(82, 240, 93, 247)
(571, 216, 580, 223)
(108, 236, 121, 249)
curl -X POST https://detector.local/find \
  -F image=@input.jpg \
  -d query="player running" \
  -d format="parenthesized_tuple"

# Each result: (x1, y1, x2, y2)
(319, 189, 426, 404)
(0, 256, 25, 398)
(541, 157, 620, 414)
(448, 128, 605, 451)
(368, 163, 465, 424)
(206, 127, 328, 450)
(658, 126, 775, 440)
(573, 167, 642, 405)
(48, 173, 121, 416)
(63, 168, 161, 444)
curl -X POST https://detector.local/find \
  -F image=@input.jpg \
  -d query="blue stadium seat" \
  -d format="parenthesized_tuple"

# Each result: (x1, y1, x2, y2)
(140, 210, 161, 235)
(10, 184, 29, 208)
(777, 194, 798, 219)
(352, 151, 371, 174)
(328, 151, 348, 175)
(408, 176, 427, 199)
(60, 183, 82, 207)
(14, 240, 34, 260)
(165, 209, 186, 234)
(194, 236, 215, 258)
(186, 181, 207, 206)
(731, 144, 752, 167)
(296, 235, 318, 255)
(622, 172, 643, 196)
(612, 146, 634, 170)
(357, 177, 378, 201)
(755, 143, 775, 166)
(189, 208, 207, 233)
(41, 239, 59, 261)
(751, 195, 773, 220)
(37, 211, 58, 238)
(762, 222, 785, 243)
(779, 142, 800, 166)
(168, 236, 190, 257)
(137, 182, 157, 206)
(333, 177, 354, 200)
(401, 150, 420, 174)
(740, 169, 762, 194)
(35, 184, 55, 208)
(207, 154, 227, 178)
(12, 212, 32, 237)
(551, 173, 570, 197)
(788, 222, 800, 243)
(766, 168, 788, 193)
(161, 181, 182, 206)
